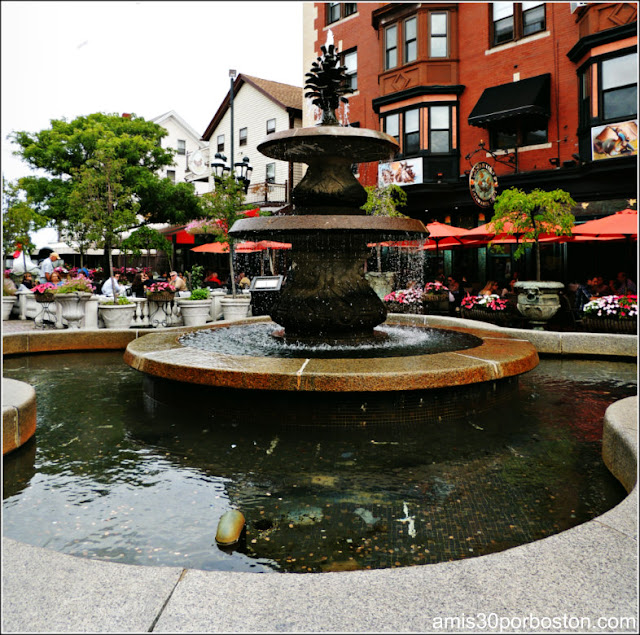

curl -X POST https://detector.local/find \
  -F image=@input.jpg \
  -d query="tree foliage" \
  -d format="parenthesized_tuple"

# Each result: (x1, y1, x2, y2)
(2, 179, 48, 260)
(491, 187, 576, 280)
(361, 184, 408, 218)
(121, 225, 173, 258)
(10, 112, 202, 228)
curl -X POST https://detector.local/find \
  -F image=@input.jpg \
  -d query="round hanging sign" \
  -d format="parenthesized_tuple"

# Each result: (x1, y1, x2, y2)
(469, 162, 498, 208)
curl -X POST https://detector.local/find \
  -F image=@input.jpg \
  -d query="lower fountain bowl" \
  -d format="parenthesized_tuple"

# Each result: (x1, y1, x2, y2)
(124, 316, 538, 425)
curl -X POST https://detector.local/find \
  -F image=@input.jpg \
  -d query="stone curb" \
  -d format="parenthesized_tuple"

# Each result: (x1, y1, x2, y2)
(2, 378, 36, 455)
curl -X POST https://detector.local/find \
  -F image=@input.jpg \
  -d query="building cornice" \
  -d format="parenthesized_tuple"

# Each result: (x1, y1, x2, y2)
(372, 85, 465, 113)
(567, 22, 637, 63)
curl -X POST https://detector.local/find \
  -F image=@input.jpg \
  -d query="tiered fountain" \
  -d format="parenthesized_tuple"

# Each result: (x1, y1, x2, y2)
(124, 46, 538, 423)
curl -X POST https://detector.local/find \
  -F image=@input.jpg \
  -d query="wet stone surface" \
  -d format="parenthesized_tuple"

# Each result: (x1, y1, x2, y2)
(2, 352, 636, 574)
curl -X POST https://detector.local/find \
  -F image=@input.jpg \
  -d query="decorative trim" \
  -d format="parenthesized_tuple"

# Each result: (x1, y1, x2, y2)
(372, 85, 465, 113)
(568, 23, 638, 63)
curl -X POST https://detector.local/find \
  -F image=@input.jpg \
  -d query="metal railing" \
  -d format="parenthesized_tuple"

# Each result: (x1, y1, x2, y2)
(245, 181, 288, 206)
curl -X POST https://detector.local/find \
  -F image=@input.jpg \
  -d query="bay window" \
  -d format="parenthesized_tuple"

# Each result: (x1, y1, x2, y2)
(385, 24, 398, 70)
(404, 17, 417, 64)
(429, 12, 448, 58)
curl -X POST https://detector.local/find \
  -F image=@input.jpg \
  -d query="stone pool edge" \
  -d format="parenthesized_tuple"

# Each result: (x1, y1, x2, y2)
(2, 320, 638, 633)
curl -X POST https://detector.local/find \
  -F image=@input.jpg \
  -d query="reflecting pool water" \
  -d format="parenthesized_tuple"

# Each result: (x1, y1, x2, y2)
(2, 352, 635, 573)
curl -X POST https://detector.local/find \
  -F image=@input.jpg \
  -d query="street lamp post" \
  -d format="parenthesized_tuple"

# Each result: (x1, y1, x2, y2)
(210, 70, 252, 194)
(229, 69, 236, 177)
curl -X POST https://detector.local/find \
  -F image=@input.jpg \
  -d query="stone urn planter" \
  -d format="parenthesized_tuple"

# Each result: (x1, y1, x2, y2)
(3, 296, 17, 320)
(177, 297, 212, 327)
(210, 289, 226, 321)
(220, 296, 251, 321)
(513, 281, 564, 330)
(54, 292, 92, 329)
(460, 306, 512, 326)
(365, 272, 396, 301)
(98, 303, 136, 329)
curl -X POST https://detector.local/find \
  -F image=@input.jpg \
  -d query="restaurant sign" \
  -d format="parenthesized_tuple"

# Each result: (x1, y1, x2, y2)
(469, 162, 498, 208)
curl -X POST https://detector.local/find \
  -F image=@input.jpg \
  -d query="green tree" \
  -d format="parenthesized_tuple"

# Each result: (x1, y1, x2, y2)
(9, 113, 202, 268)
(2, 178, 48, 273)
(120, 226, 173, 272)
(491, 187, 576, 281)
(188, 176, 255, 296)
(361, 184, 408, 272)
(67, 146, 139, 301)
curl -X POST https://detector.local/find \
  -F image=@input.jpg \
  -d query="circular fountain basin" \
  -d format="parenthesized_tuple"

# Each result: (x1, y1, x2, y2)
(123, 317, 538, 393)
(257, 126, 399, 163)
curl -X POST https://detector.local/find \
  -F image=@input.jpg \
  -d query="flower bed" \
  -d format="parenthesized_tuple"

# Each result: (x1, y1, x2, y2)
(582, 294, 637, 334)
(460, 294, 517, 326)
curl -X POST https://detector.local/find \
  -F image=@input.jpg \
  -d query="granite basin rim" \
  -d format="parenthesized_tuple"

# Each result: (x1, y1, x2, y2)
(257, 126, 399, 163)
(123, 320, 539, 393)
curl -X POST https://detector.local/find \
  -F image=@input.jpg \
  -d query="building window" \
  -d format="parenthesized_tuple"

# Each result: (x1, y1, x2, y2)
(344, 3, 357, 17)
(490, 123, 547, 150)
(239, 127, 248, 146)
(404, 17, 417, 64)
(429, 106, 451, 153)
(403, 109, 420, 155)
(601, 52, 637, 121)
(522, 1, 545, 35)
(166, 170, 176, 183)
(327, 2, 356, 23)
(177, 139, 186, 155)
(385, 24, 398, 70)
(217, 134, 224, 153)
(266, 118, 276, 134)
(383, 113, 400, 143)
(492, 2, 514, 45)
(429, 12, 448, 58)
(343, 49, 357, 91)
(492, 2, 545, 47)
(266, 162, 276, 183)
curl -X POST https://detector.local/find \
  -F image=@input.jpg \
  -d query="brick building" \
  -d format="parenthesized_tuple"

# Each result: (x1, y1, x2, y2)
(305, 2, 637, 281)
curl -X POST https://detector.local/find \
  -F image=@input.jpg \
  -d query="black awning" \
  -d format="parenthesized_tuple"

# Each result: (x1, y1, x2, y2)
(468, 74, 551, 127)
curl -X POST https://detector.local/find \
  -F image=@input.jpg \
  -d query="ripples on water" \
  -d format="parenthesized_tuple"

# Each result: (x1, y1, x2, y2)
(179, 322, 482, 358)
(2, 352, 635, 573)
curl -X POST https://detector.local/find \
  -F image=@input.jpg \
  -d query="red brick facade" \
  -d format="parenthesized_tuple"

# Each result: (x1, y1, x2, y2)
(312, 2, 637, 228)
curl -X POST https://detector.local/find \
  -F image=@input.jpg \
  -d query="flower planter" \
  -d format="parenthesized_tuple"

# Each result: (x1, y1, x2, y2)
(147, 291, 175, 303)
(177, 297, 212, 327)
(220, 296, 251, 321)
(582, 317, 637, 335)
(422, 293, 449, 314)
(35, 292, 55, 303)
(54, 292, 92, 329)
(98, 303, 136, 329)
(3, 296, 17, 320)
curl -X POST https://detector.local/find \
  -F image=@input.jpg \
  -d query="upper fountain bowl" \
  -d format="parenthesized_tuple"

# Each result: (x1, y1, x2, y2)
(258, 126, 399, 164)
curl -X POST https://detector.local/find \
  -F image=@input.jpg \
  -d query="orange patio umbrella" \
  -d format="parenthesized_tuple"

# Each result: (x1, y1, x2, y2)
(571, 208, 637, 240)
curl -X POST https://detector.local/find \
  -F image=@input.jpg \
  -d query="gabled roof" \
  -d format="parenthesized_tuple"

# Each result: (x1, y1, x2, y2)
(202, 74, 303, 141)
(152, 110, 206, 146)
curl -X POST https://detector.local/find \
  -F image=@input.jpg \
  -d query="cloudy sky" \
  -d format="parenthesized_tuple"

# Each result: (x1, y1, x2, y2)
(1, 0, 305, 184)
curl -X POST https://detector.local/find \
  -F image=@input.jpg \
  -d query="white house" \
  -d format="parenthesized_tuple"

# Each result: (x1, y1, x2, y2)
(152, 110, 209, 196)
(197, 74, 304, 209)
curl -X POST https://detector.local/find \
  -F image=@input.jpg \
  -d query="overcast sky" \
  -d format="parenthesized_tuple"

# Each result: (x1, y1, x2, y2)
(1, 0, 305, 184)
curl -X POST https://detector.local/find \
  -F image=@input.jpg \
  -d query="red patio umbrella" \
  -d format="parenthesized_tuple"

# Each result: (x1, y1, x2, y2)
(191, 241, 264, 254)
(571, 209, 637, 239)
(419, 222, 469, 253)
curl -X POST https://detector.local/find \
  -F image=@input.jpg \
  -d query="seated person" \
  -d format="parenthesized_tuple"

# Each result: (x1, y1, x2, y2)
(49, 271, 63, 287)
(237, 272, 251, 290)
(205, 271, 224, 289)
(169, 271, 187, 291)
(479, 280, 500, 296)
(101, 273, 124, 296)
(592, 275, 611, 297)
(613, 271, 636, 295)
(130, 272, 150, 298)
(18, 272, 34, 291)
